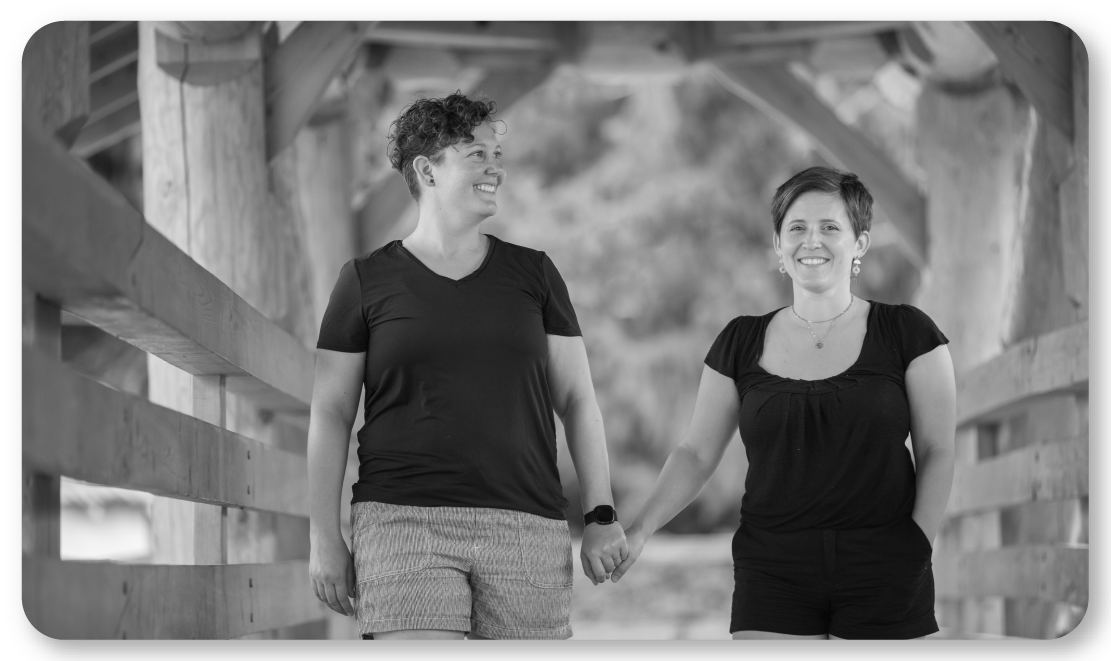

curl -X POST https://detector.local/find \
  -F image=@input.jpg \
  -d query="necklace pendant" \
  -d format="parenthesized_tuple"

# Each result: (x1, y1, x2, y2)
(816, 342, 823, 349)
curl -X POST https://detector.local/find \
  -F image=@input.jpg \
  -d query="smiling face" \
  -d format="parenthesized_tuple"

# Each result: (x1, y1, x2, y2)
(424, 121, 505, 220)
(774, 191, 869, 293)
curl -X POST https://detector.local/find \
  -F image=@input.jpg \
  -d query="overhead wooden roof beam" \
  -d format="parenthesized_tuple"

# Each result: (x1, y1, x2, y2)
(710, 60, 928, 268)
(717, 21, 910, 47)
(970, 21, 1074, 139)
(367, 21, 565, 52)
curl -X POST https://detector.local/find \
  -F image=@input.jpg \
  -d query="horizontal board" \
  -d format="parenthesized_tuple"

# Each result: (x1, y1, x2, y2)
(948, 437, 1088, 516)
(23, 119, 313, 413)
(957, 320, 1088, 426)
(23, 557, 326, 639)
(934, 545, 1087, 606)
(23, 348, 308, 517)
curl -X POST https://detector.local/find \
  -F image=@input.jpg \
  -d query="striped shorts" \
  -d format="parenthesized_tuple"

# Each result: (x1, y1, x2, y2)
(350, 501, 574, 639)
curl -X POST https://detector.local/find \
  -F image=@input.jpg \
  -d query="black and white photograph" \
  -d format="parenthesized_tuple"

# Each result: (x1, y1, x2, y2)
(14, 10, 1096, 651)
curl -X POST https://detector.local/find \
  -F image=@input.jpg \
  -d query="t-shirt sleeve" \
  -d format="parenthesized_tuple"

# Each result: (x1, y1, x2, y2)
(316, 259, 369, 352)
(895, 304, 949, 368)
(540, 253, 582, 337)
(704, 317, 746, 379)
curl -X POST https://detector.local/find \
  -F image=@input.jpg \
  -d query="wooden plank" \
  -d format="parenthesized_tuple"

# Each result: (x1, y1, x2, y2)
(957, 320, 1088, 426)
(23, 349, 309, 517)
(192, 375, 229, 564)
(715, 21, 910, 47)
(1059, 33, 1088, 317)
(934, 545, 1087, 606)
(709, 61, 927, 268)
(154, 25, 261, 85)
(368, 21, 564, 51)
(971, 22, 1073, 139)
(90, 21, 134, 46)
(89, 60, 137, 122)
(71, 97, 141, 158)
(23, 21, 90, 147)
(23, 298, 63, 558)
(24, 119, 314, 412)
(948, 437, 1087, 516)
(265, 21, 371, 158)
(23, 557, 326, 639)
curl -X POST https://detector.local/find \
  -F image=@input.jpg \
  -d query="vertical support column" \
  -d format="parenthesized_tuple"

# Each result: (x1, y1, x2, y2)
(192, 375, 229, 565)
(22, 295, 62, 557)
(22, 22, 90, 147)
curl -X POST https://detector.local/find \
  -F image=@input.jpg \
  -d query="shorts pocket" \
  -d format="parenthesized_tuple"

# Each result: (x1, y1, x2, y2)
(352, 502, 431, 583)
(517, 513, 574, 589)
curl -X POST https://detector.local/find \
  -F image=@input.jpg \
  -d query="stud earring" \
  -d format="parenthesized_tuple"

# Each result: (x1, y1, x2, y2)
(428, 177, 434, 185)
(851, 257, 861, 280)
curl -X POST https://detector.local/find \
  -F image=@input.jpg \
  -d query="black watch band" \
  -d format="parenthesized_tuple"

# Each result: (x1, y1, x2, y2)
(584, 505, 617, 526)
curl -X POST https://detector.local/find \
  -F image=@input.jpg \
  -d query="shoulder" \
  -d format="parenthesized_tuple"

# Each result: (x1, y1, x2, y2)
(349, 241, 405, 277)
(490, 235, 548, 265)
(870, 301, 941, 330)
(713, 310, 776, 346)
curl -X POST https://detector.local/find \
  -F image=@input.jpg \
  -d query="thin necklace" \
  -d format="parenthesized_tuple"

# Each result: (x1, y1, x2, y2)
(791, 295, 854, 349)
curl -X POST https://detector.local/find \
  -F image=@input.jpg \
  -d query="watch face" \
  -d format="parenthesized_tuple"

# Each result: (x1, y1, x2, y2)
(594, 506, 616, 524)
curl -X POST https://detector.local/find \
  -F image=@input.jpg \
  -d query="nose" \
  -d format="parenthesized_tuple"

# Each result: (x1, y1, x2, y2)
(802, 226, 822, 249)
(487, 160, 505, 183)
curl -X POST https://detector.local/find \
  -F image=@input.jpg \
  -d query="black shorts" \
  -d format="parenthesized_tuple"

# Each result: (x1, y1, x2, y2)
(730, 517, 938, 639)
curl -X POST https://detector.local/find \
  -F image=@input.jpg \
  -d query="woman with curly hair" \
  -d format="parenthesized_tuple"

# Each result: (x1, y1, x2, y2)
(612, 166, 956, 639)
(307, 92, 626, 640)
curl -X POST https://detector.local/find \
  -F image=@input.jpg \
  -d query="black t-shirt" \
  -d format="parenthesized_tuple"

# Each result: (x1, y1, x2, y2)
(704, 302, 948, 532)
(316, 235, 580, 520)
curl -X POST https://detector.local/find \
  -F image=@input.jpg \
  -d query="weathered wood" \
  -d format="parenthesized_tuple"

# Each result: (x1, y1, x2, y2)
(23, 557, 325, 639)
(71, 98, 141, 158)
(23, 297, 63, 558)
(1059, 33, 1088, 317)
(89, 22, 138, 83)
(715, 21, 910, 47)
(264, 21, 370, 158)
(61, 324, 148, 396)
(710, 61, 927, 269)
(368, 21, 565, 51)
(155, 24, 261, 86)
(934, 545, 1087, 606)
(24, 119, 314, 412)
(948, 437, 1087, 516)
(956, 320, 1088, 426)
(23, 21, 90, 147)
(23, 348, 309, 517)
(192, 375, 230, 564)
(971, 22, 1073, 139)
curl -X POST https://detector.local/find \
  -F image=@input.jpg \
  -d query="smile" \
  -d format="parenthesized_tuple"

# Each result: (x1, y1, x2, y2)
(798, 257, 829, 266)
(474, 184, 496, 193)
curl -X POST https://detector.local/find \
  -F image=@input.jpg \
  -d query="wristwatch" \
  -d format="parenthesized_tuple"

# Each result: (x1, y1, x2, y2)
(584, 505, 617, 526)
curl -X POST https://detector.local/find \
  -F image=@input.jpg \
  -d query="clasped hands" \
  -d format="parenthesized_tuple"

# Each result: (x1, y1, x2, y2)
(580, 522, 640, 585)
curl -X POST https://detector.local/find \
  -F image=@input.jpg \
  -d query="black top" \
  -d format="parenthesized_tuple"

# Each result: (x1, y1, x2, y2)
(704, 302, 948, 532)
(316, 235, 580, 520)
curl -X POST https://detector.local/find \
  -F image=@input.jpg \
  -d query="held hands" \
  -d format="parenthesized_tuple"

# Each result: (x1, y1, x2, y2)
(611, 524, 647, 583)
(309, 534, 356, 616)
(580, 521, 628, 585)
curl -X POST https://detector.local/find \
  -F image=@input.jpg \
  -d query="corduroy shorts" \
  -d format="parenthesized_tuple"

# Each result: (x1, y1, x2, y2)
(351, 501, 574, 640)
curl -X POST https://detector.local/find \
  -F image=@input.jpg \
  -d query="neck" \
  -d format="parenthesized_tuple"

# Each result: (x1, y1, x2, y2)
(406, 203, 487, 256)
(790, 282, 854, 322)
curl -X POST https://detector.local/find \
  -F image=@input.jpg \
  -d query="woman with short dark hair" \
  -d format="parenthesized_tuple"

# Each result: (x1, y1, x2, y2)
(307, 92, 627, 640)
(614, 166, 956, 640)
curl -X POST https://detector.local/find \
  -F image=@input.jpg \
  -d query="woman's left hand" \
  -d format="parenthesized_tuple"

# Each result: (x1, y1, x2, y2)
(580, 523, 628, 585)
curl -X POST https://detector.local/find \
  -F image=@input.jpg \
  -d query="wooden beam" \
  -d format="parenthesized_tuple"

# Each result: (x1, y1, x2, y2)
(89, 22, 138, 83)
(265, 21, 371, 159)
(368, 21, 564, 51)
(970, 22, 1074, 139)
(957, 319, 1088, 426)
(715, 21, 911, 47)
(23, 21, 90, 147)
(24, 120, 314, 412)
(71, 97, 141, 158)
(934, 545, 1087, 606)
(23, 298, 63, 558)
(23, 557, 325, 639)
(948, 437, 1087, 516)
(23, 348, 309, 517)
(154, 24, 261, 86)
(709, 61, 927, 268)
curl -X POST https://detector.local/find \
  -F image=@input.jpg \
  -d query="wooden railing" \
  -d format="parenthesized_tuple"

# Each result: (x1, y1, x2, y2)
(934, 320, 1089, 637)
(22, 119, 326, 638)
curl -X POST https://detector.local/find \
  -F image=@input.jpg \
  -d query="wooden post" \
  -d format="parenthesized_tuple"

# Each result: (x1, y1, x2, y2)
(22, 294, 63, 558)
(22, 22, 90, 147)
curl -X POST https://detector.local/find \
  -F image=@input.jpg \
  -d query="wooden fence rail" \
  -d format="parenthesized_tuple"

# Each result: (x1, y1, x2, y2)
(22, 117, 324, 638)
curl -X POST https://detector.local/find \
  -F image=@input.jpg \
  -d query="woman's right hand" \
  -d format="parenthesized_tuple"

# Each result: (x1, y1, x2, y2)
(610, 524, 648, 583)
(309, 534, 356, 616)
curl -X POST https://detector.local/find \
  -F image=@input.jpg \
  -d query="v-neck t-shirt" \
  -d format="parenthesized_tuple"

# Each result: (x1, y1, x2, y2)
(704, 302, 948, 532)
(316, 235, 580, 520)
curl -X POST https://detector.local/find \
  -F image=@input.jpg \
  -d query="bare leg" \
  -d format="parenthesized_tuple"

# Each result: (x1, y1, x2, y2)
(733, 630, 828, 640)
(373, 630, 467, 640)
(466, 632, 491, 640)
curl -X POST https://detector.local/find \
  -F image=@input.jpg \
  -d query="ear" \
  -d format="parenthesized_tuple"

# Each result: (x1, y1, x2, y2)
(772, 230, 782, 257)
(854, 230, 871, 259)
(412, 156, 435, 188)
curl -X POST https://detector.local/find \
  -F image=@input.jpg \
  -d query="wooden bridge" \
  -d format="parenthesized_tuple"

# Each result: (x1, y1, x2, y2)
(22, 21, 1087, 639)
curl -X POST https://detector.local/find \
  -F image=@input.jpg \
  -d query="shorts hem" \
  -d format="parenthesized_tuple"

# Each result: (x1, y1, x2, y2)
(360, 617, 472, 636)
(829, 617, 939, 640)
(471, 619, 572, 640)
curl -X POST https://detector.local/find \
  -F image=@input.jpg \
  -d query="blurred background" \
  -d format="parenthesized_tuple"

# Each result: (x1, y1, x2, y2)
(27, 21, 1086, 640)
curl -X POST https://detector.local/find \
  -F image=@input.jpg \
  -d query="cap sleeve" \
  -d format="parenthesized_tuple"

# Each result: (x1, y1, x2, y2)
(316, 259, 369, 352)
(540, 253, 581, 337)
(704, 316, 752, 379)
(894, 304, 948, 368)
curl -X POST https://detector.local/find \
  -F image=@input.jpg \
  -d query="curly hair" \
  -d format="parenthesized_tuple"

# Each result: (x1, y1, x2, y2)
(387, 91, 499, 201)
(770, 166, 873, 237)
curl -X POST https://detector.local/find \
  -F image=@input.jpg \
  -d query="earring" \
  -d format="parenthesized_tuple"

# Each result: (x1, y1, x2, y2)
(428, 177, 434, 185)
(851, 257, 861, 280)
(778, 259, 787, 276)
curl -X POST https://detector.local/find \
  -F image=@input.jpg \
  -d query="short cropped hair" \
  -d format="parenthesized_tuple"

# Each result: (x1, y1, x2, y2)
(387, 92, 498, 201)
(770, 166, 873, 237)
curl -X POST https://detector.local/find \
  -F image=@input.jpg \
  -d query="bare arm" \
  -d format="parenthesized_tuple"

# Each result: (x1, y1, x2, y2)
(546, 334, 627, 585)
(905, 344, 957, 544)
(612, 365, 740, 582)
(307, 348, 364, 616)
